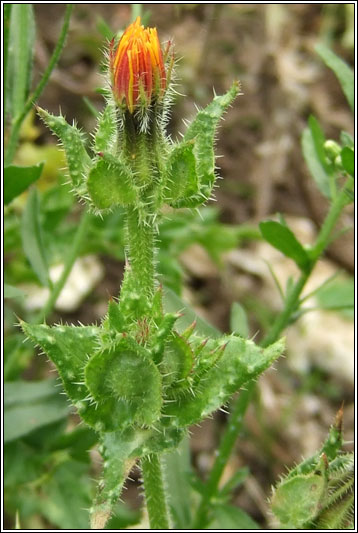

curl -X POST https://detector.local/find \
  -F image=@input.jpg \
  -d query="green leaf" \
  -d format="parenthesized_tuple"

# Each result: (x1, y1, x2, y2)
(85, 338, 162, 430)
(4, 334, 33, 381)
(87, 154, 137, 209)
(4, 283, 25, 299)
(3, 3, 12, 116)
(106, 503, 141, 530)
(4, 162, 44, 204)
(209, 504, 259, 529)
(219, 467, 250, 498)
(37, 107, 91, 189)
(4, 378, 60, 407)
(107, 299, 126, 332)
(315, 277, 354, 319)
(230, 302, 249, 337)
(90, 429, 144, 529)
(308, 116, 334, 174)
(271, 473, 326, 528)
(164, 337, 285, 426)
(4, 380, 69, 442)
(341, 146, 354, 177)
(20, 322, 107, 431)
(340, 131, 354, 148)
(164, 140, 198, 203)
(315, 43, 354, 111)
(96, 16, 114, 40)
(7, 4, 35, 118)
(259, 220, 311, 272)
(173, 81, 240, 207)
(93, 102, 117, 153)
(301, 117, 332, 198)
(38, 460, 92, 529)
(21, 188, 51, 287)
(4, 440, 45, 488)
(161, 332, 193, 389)
(163, 436, 192, 529)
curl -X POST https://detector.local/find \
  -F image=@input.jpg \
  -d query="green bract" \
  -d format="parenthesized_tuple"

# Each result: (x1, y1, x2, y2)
(271, 413, 354, 529)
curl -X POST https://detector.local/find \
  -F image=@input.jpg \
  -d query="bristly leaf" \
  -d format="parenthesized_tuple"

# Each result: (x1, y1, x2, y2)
(271, 410, 353, 530)
(160, 332, 194, 389)
(37, 107, 91, 189)
(19, 322, 108, 431)
(87, 153, 137, 209)
(164, 140, 198, 204)
(163, 336, 284, 426)
(171, 81, 240, 207)
(93, 101, 117, 153)
(90, 431, 138, 529)
(85, 337, 162, 430)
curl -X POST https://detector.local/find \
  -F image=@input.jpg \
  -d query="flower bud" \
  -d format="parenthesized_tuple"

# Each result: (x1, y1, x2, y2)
(109, 17, 166, 113)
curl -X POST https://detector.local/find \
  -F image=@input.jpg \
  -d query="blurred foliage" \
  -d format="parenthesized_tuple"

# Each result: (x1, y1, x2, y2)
(4, 3, 354, 530)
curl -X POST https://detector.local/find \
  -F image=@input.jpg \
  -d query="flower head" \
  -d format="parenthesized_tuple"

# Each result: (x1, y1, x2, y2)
(109, 17, 166, 113)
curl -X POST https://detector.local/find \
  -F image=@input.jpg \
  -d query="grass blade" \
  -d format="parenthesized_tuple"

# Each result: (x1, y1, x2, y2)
(21, 188, 51, 288)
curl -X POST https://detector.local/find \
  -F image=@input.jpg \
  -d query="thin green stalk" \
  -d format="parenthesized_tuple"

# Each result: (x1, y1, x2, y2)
(5, 4, 73, 166)
(260, 272, 308, 348)
(192, 386, 254, 529)
(310, 181, 352, 260)
(33, 208, 90, 323)
(141, 454, 171, 529)
(192, 179, 351, 528)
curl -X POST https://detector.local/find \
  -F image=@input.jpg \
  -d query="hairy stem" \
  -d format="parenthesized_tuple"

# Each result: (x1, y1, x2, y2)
(125, 205, 156, 300)
(141, 454, 171, 529)
(5, 4, 73, 166)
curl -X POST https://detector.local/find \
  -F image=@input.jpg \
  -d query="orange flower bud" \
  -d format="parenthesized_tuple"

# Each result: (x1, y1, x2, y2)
(109, 17, 166, 113)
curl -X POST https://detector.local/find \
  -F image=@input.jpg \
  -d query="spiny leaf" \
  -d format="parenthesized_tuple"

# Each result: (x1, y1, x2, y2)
(163, 336, 284, 426)
(37, 106, 91, 188)
(151, 313, 180, 363)
(161, 332, 194, 389)
(85, 337, 162, 429)
(271, 473, 326, 528)
(90, 430, 139, 529)
(93, 101, 117, 153)
(172, 81, 240, 207)
(87, 153, 137, 209)
(164, 140, 198, 203)
(19, 322, 110, 431)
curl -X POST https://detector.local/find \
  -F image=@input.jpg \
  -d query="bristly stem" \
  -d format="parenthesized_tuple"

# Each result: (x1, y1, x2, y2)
(125, 205, 156, 301)
(5, 4, 73, 166)
(192, 178, 352, 528)
(141, 454, 171, 529)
